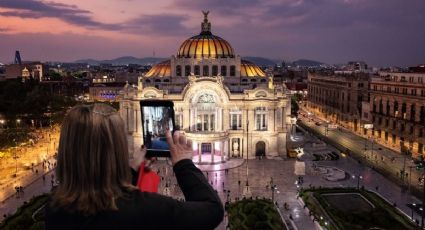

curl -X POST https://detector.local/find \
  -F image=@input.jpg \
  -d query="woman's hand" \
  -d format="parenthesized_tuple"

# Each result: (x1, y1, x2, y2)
(165, 130, 193, 165)
(129, 145, 146, 171)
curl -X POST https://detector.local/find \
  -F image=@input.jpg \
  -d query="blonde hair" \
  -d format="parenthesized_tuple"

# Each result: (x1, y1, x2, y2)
(52, 103, 135, 215)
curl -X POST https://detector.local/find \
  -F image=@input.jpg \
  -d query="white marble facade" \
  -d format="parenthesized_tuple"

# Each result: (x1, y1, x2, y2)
(119, 76, 291, 162)
(118, 12, 291, 163)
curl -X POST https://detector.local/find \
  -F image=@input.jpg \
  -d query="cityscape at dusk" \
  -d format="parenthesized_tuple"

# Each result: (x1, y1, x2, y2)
(0, 0, 425, 230)
(0, 0, 424, 66)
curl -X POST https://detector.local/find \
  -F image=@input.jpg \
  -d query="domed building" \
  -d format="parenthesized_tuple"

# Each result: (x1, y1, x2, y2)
(120, 12, 291, 163)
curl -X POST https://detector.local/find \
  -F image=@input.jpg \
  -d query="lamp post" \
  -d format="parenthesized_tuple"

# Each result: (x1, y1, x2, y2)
(421, 170, 425, 229)
(411, 203, 416, 220)
(352, 175, 363, 189)
(13, 138, 18, 177)
(271, 185, 277, 202)
(243, 118, 251, 196)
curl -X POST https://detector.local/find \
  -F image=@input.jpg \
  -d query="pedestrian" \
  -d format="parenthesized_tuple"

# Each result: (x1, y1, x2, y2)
(35, 169, 39, 174)
(42, 175, 46, 185)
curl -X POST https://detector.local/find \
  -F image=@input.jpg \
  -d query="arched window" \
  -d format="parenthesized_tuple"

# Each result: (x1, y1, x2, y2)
(203, 65, 209, 76)
(212, 65, 218, 76)
(241, 79, 248, 82)
(260, 79, 266, 83)
(250, 79, 257, 82)
(164, 79, 170, 82)
(176, 65, 182, 76)
(145, 79, 151, 83)
(185, 65, 191, 76)
(194, 65, 200, 75)
(155, 79, 161, 82)
(230, 65, 236, 76)
(221, 66, 227, 76)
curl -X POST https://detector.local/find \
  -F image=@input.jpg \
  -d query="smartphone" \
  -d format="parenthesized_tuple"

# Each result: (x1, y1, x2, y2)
(140, 100, 175, 158)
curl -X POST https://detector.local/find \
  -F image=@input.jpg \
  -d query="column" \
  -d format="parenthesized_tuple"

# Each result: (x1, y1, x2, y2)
(183, 108, 190, 130)
(223, 108, 229, 131)
(211, 142, 215, 163)
(198, 142, 202, 163)
(268, 107, 275, 132)
(221, 140, 225, 162)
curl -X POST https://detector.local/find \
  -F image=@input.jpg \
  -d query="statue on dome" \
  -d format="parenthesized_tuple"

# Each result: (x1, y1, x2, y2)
(201, 11, 211, 34)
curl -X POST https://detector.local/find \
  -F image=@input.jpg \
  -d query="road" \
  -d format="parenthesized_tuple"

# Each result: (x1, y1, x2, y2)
(298, 108, 423, 194)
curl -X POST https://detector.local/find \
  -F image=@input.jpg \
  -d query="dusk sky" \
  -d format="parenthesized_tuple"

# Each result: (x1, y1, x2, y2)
(0, 0, 424, 66)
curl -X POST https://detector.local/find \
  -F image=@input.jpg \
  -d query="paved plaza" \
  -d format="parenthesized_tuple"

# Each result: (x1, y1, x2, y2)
(1, 126, 423, 229)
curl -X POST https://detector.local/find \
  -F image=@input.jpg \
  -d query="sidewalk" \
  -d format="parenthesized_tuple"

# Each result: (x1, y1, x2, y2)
(0, 167, 55, 222)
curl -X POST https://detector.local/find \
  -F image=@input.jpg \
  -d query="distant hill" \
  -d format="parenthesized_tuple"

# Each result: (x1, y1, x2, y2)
(291, 59, 325, 67)
(242, 57, 278, 67)
(74, 56, 167, 65)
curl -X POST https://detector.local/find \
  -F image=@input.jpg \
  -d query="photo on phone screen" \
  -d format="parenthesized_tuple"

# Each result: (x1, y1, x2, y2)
(142, 105, 174, 151)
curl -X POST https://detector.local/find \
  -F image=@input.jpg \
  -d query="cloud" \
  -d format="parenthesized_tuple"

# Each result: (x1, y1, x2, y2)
(0, 0, 192, 37)
(124, 14, 192, 36)
(0, 0, 120, 30)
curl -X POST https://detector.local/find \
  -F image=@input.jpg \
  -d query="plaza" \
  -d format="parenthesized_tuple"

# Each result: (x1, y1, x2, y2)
(2, 122, 423, 229)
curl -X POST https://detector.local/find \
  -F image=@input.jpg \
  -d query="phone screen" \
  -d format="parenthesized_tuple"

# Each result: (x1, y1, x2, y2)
(141, 104, 174, 154)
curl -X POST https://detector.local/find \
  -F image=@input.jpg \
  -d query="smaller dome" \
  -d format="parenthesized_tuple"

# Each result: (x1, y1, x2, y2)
(240, 60, 266, 77)
(145, 60, 171, 78)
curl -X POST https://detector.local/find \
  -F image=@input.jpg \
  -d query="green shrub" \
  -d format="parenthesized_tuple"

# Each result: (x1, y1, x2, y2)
(228, 199, 286, 230)
(0, 194, 49, 230)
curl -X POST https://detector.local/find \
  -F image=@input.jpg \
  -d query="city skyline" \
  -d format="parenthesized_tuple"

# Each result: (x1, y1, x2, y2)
(0, 0, 424, 67)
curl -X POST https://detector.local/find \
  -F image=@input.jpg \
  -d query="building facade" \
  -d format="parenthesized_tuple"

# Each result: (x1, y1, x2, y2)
(5, 62, 44, 81)
(307, 72, 369, 132)
(119, 12, 291, 162)
(369, 72, 425, 157)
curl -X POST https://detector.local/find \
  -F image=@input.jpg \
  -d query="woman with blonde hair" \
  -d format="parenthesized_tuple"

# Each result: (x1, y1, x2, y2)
(45, 104, 223, 229)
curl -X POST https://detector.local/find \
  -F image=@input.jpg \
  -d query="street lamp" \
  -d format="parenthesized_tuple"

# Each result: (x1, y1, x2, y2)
(411, 203, 416, 219)
(352, 175, 363, 189)
(271, 185, 277, 202)
(13, 138, 18, 177)
(243, 118, 251, 196)
(0, 119, 5, 129)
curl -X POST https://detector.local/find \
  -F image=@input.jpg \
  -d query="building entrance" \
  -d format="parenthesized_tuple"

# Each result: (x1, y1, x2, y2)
(255, 141, 266, 156)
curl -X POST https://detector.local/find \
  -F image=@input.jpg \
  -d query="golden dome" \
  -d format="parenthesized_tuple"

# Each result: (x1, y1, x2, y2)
(177, 11, 234, 59)
(240, 60, 266, 77)
(145, 60, 171, 78)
